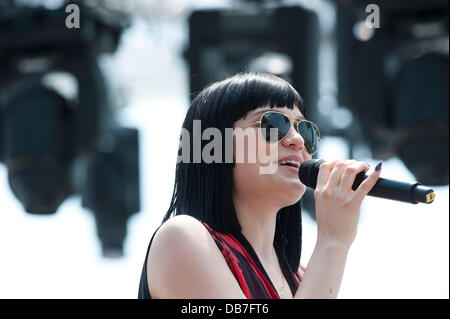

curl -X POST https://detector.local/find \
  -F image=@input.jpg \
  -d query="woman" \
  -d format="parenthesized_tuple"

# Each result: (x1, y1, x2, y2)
(138, 72, 381, 299)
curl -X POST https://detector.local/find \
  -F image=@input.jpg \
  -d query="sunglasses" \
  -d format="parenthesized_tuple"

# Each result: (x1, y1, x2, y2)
(241, 110, 321, 155)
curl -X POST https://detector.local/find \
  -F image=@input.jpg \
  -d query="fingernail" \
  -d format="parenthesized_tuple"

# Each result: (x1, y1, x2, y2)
(375, 161, 382, 171)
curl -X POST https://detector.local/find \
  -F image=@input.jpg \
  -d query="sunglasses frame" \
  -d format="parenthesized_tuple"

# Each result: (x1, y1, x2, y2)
(241, 110, 321, 155)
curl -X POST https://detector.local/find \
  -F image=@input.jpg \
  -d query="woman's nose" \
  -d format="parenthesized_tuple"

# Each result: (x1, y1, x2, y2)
(281, 125, 305, 151)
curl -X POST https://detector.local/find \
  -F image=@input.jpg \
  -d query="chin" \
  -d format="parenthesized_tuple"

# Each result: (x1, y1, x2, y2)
(279, 183, 306, 207)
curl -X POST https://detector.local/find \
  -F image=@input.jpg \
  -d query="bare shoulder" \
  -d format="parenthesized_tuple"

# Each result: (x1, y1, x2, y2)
(155, 214, 209, 241)
(148, 215, 212, 262)
(147, 215, 245, 299)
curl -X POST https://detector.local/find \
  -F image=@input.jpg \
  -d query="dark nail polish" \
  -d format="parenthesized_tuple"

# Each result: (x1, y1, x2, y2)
(375, 161, 382, 171)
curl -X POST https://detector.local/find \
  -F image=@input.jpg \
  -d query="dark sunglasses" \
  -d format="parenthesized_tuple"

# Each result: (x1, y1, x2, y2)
(242, 110, 321, 155)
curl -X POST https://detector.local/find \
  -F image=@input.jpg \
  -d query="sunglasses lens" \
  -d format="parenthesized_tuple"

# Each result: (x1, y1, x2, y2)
(297, 121, 320, 155)
(261, 112, 291, 142)
(260, 112, 320, 155)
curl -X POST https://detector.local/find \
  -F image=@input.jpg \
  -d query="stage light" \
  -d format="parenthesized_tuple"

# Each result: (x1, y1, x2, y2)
(81, 127, 140, 258)
(185, 5, 320, 120)
(335, 0, 449, 186)
(352, 20, 375, 42)
(0, 0, 141, 257)
(2, 85, 73, 214)
(248, 52, 293, 76)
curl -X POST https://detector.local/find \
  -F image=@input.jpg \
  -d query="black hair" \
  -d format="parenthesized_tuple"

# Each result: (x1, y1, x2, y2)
(162, 72, 306, 272)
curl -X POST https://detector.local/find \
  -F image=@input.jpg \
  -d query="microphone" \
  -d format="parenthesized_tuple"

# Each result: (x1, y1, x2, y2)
(299, 159, 435, 204)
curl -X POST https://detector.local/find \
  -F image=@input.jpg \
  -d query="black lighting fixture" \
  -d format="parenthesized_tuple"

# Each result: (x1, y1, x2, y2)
(185, 4, 320, 121)
(334, 0, 449, 186)
(0, 0, 140, 257)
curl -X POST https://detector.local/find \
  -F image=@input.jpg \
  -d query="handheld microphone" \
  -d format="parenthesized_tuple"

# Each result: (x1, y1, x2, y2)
(299, 159, 435, 204)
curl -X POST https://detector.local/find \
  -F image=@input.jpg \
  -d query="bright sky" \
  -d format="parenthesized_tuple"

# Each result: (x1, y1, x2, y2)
(0, 3, 448, 299)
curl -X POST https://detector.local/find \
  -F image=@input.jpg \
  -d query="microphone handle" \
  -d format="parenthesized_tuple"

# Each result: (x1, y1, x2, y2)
(352, 172, 435, 204)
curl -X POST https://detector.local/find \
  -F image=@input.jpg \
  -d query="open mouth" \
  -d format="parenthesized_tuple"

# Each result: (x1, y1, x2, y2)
(278, 160, 301, 169)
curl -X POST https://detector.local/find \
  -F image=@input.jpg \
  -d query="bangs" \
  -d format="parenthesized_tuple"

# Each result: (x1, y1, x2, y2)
(196, 72, 306, 127)
(229, 73, 305, 122)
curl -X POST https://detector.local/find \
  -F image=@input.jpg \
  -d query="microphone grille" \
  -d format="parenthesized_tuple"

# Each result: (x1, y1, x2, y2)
(299, 159, 325, 189)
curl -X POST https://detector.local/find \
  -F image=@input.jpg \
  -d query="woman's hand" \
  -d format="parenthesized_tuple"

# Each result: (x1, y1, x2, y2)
(313, 159, 382, 248)
(295, 159, 381, 298)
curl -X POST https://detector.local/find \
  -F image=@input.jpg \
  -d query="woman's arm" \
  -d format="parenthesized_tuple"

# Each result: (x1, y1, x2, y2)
(295, 238, 350, 298)
(295, 160, 381, 298)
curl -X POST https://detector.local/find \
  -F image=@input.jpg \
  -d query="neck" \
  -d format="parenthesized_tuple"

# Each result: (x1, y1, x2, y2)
(233, 194, 280, 261)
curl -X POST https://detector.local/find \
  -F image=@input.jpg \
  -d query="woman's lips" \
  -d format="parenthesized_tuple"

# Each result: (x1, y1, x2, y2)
(279, 164, 299, 174)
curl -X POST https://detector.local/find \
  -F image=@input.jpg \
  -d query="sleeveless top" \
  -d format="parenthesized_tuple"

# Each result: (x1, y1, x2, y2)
(138, 219, 305, 299)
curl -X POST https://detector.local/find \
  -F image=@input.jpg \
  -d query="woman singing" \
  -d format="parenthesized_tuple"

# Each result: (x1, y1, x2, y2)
(138, 72, 381, 299)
